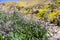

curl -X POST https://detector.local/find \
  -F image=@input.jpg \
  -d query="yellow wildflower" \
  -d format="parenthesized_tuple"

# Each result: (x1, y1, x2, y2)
(2, 36, 5, 39)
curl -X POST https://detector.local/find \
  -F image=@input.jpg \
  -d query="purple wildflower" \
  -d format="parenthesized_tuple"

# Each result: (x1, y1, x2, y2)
(4, 33, 10, 37)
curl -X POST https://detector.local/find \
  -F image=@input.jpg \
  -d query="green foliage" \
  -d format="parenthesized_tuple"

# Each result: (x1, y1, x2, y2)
(0, 11, 48, 40)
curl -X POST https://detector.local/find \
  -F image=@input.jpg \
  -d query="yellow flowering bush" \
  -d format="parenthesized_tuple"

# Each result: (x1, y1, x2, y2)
(48, 12, 58, 22)
(36, 6, 50, 19)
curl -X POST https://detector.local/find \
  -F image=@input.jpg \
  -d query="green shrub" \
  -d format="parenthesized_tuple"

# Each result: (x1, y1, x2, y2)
(0, 11, 48, 40)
